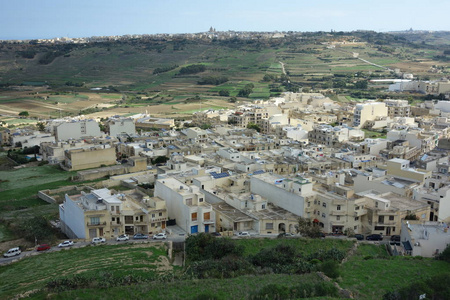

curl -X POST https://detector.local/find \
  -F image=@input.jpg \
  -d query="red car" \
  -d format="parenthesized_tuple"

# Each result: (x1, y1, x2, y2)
(36, 244, 51, 251)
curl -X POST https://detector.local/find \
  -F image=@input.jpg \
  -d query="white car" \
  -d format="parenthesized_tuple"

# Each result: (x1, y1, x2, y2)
(116, 234, 129, 241)
(237, 231, 251, 237)
(3, 247, 21, 258)
(58, 240, 74, 248)
(152, 233, 167, 240)
(92, 237, 106, 244)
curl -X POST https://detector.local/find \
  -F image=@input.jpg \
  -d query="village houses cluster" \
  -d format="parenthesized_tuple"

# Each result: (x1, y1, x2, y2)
(2, 92, 450, 257)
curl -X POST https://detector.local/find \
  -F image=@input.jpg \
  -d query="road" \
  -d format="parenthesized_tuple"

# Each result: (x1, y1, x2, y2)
(0, 235, 186, 266)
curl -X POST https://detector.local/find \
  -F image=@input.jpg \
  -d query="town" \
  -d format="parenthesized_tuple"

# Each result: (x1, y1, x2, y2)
(1, 91, 449, 259)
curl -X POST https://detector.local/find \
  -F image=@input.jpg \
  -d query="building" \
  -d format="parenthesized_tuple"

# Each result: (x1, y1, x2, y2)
(106, 117, 136, 137)
(62, 145, 116, 171)
(356, 191, 430, 236)
(59, 188, 168, 239)
(353, 101, 388, 128)
(54, 119, 102, 141)
(384, 99, 411, 118)
(154, 177, 216, 234)
(400, 220, 450, 257)
(250, 173, 314, 217)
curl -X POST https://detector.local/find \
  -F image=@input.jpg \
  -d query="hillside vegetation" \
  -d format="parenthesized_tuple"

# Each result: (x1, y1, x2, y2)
(1, 236, 448, 299)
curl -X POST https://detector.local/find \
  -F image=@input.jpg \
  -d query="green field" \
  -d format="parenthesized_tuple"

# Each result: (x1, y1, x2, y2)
(340, 244, 450, 299)
(0, 238, 447, 299)
(0, 243, 170, 299)
(235, 237, 354, 256)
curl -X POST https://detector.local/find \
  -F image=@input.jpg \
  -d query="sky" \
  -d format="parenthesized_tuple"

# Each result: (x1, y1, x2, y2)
(1, 0, 449, 40)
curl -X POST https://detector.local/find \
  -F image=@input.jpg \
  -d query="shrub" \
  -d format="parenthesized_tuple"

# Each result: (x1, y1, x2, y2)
(319, 260, 341, 279)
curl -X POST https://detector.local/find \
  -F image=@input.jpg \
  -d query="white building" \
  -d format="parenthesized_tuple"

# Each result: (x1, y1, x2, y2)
(154, 177, 216, 234)
(54, 119, 102, 141)
(250, 173, 314, 217)
(107, 118, 136, 137)
(353, 101, 388, 128)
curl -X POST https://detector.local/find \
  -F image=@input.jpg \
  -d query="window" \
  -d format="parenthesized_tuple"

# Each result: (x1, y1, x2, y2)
(204, 212, 210, 220)
(199, 198, 204, 202)
(336, 216, 340, 221)
(322, 202, 327, 208)
(389, 216, 394, 221)
(307, 202, 311, 207)
(354, 217, 359, 221)
(152, 214, 155, 218)
(322, 213, 326, 218)
(317, 211, 320, 215)
(265, 223, 273, 230)
(191, 212, 197, 221)
(159, 212, 163, 217)
(111, 206, 114, 211)
(151, 223, 155, 227)
(355, 206, 360, 210)
(374, 226, 384, 230)
(354, 226, 357, 230)
(262, 204, 266, 209)
(337, 205, 341, 211)
(318, 201, 321, 205)
(90, 217, 100, 225)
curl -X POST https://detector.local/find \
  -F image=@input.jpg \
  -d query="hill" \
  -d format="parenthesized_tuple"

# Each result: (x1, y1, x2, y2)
(1, 237, 448, 299)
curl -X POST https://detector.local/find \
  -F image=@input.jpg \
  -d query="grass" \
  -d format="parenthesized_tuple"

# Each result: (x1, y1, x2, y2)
(362, 129, 386, 139)
(235, 237, 354, 256)
(29, 273, 329, 300)
(1, 237, 448, 299)
(0, 224, 14, 242)
(0, 243, 170, 299)
(340, 244, 450, 299)
(0, 164, 78, 210)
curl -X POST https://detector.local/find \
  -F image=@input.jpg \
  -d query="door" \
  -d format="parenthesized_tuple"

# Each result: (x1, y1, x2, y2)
(205, 225, 209, 233)
(386, 227, 391, 235)
(89, 229, 97, 239)
(191, 225, 198, 234)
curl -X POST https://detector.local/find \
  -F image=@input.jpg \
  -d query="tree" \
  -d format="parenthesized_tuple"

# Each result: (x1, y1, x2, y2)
(296, 217, 322, 238)
(219, 90, 230, 97)
(247, 123, 261, 132)
(36, 122, 45, 131)
(18, 111, 29, 117)
(404, 213, 419, 220)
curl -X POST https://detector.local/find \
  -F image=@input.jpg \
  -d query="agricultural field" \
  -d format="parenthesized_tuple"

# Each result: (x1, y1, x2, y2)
(340, 244, 450, 299)
(0, 238, 447, 299)
(0, 243, 171, 299)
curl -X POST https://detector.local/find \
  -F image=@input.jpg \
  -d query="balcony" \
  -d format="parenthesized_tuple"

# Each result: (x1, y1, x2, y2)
(331, 220, 345, 225)
(375, 221, 396, 226)
(332, 199, 347, 206)
(110, 222, 121, 227)
(87, 222, 106, 227)
(305, 206, 314, 213)
(354, 209, 368, 217)
(331, 210, 346, 216)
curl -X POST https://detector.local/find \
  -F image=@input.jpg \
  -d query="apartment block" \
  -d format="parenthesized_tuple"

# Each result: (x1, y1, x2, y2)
(59, 188, 168, 239)
(154, 177, 215, 234)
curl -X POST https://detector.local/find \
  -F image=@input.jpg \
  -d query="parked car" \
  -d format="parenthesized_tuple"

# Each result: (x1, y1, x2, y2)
(366, 234, 383, 241)
(278, 232, 295, 238)
(354, 234, 364, 240)
(91, 237, 106, 244)
(133, 233, 148, 240)
(116, 234, 129, 241)
(152, 233, 167, 240)
(210, 232, 221, 237)
(58, 240, 74, 248)
(390, 235, 401, 244)
(3, 247, 21, 258)
(237, 231, 251, 237)
(36, 244, 51, 251)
